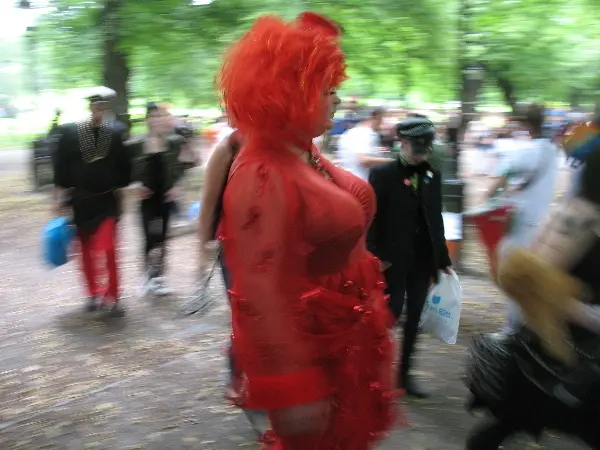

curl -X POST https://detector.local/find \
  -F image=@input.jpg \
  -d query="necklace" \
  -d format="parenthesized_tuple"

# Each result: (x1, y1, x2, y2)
(307, 151, 333, 180)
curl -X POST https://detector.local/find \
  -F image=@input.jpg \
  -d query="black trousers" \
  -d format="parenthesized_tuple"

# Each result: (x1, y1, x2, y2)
(140, 198, 173, 278)
(384, 263, 432, 380)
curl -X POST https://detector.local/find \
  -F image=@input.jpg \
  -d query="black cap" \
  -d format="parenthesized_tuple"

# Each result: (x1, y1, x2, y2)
(396, 117, 436, 154)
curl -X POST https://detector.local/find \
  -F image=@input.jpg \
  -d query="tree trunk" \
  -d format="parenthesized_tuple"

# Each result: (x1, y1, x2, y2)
(459, 66, 484, 139)
(101, 0, 129, 116)
(569, 87, 582, 110)
(457, 0, 484, 142)
(25, 26, 40, 94)
(495, 74, 517, 113)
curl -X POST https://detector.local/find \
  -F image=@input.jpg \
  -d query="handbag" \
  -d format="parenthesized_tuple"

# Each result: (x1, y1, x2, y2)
(42, 217, 75, 268)
(178, 248, 221, 316)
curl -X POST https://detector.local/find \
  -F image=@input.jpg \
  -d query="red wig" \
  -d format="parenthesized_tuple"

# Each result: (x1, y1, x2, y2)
(218, 12, 347, 144)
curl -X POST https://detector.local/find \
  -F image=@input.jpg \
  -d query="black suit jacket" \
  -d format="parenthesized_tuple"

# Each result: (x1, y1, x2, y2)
(367, 158, 451, 280)
(52, 121, 132, 232)
(52, 121, 131, 191)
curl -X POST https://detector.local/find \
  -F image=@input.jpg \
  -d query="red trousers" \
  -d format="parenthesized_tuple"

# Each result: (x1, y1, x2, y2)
(77, 217, 119, 301)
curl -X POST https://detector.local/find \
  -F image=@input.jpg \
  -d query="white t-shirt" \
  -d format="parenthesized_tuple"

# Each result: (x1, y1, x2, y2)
(337, 125, 381, 180)
(495, 139, 559, 241)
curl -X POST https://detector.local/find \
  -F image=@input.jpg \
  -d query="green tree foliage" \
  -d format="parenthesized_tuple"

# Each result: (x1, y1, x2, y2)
(31, 0, 600, 110)
(473, 0, 600, 107)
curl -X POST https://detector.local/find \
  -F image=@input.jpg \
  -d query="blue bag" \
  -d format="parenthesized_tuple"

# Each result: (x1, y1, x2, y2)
(188, 201, 201, 222)
(42, 217, 75, 268)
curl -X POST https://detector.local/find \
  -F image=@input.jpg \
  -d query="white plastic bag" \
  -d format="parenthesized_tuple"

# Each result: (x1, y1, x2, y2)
(420, 270, 463, 344)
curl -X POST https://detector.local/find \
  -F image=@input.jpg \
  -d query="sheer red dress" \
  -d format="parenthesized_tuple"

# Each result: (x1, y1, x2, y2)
(220, 139, 398, 449)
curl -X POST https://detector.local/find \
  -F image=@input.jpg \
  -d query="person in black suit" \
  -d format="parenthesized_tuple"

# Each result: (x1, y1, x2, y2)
(367, 116, 452, 398)
(51, 88, 132, 316)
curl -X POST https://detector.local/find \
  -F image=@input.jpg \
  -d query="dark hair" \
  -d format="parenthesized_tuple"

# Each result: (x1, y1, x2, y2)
(371, 107, 386, 119)
(146, 102, 160, 117)
(407, 112, 427, 119)
(513, 103, 545, 137)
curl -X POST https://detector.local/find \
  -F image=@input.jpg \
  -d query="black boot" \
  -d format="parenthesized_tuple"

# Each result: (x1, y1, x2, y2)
(85, 296, 99, 312)
(108, 302, 126, 318)
(401, 373, 430, 399)
(399, 317, 429, 398)
(466, 419, 515, 450)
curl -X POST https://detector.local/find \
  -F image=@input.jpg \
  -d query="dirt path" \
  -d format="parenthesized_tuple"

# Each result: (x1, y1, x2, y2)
(0, 167, 587, 449)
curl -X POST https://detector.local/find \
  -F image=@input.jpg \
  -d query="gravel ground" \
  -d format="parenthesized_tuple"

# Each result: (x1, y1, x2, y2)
(0, 154, 589, 449)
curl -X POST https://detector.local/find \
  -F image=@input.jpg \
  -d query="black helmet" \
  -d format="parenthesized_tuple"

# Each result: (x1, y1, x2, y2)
(396, 117, 436, 154)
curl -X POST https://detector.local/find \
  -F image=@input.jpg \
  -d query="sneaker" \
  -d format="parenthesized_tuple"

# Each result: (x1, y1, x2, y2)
(136, 274, 152, 297)
(149, 277, 170, 296)
(85, 296, 99, 312)
(97, 296, 125, 318)
(400, 374, 430, 399)
(244, 410, 270, 437)
(108, 303, 126, 318)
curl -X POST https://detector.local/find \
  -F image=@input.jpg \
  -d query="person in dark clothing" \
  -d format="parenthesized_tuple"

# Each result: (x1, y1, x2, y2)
(51, 88, 132, 316)
(465, 123, 600, 449)
(128, 103, 187, 296)
(368, 116, 452, 398)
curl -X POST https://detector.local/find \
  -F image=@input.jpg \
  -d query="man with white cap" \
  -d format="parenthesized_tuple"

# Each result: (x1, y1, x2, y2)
(52, 87, 132, 316)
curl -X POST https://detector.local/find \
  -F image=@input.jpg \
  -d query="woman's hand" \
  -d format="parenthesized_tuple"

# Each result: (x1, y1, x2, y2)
(51, 202, 68, 218)
(164, 186, 179, 203)
(198, 241, 219, 278)
(137, 185, 153, 200)
(270, 398, 331, 436)
(198, 244, 210, 276)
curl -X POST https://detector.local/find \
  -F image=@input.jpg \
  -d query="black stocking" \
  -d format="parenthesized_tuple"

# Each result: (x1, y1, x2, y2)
(466, 419, 517, 450)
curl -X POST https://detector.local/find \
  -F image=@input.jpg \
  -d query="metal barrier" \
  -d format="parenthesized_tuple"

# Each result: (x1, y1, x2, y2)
(442, 179, 465, 214)
(442, 179, 465, 268)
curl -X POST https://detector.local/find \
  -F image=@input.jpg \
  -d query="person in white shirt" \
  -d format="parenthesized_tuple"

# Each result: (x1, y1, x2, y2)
(337, 107, 390, 179)
(485, 103, 559, 334)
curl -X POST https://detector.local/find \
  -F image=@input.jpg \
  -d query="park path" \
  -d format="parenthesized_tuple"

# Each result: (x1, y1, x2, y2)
(0, 152, 587, 449)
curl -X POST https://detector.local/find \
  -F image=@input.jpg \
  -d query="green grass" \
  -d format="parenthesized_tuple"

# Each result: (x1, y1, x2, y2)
(0, 116, 45, 150)
(0, 131, 39, 150)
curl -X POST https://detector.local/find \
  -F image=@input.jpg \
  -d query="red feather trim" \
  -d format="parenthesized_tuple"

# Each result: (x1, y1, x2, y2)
(218, 13, 347, 145)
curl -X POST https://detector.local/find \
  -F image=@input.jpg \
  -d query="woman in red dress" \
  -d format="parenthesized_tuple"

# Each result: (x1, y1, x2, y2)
(219, 12, 399, 449)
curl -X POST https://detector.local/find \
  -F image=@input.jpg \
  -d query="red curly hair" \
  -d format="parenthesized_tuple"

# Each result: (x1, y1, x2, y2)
(218, 12, 347, 144)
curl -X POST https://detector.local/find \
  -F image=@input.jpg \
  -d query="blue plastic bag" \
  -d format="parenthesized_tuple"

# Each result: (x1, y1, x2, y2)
(42, 217, 75, 268)
(188, 201, 201, 222)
